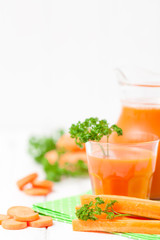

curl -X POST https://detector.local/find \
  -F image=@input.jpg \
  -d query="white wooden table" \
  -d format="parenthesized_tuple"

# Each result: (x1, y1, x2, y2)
(0, 132, 127, 240)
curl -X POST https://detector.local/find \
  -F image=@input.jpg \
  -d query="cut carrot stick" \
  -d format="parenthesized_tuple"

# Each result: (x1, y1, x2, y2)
(32, 180, 53, 190)
(2, 219, 27, 230)
(45, 150, 58, 165)
(16, 173, 38, 190)
(0, 214, 10, 224)
(72, 218, 160, 234)
(24, 187, 51, 196)
(28, 216, 53, 228)
(80, 195, 160, 220)
(7, 206, 35, 218)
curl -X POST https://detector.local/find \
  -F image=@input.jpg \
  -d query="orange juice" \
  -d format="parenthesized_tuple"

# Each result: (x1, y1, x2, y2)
(87, 146, 154, 199)
(117, 105, 160, 199)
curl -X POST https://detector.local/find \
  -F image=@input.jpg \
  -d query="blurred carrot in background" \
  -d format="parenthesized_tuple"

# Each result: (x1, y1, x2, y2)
(28, 131, 88, 182)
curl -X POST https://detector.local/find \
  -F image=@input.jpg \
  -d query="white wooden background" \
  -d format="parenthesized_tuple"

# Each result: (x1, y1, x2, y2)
(0, 132, 127, 240)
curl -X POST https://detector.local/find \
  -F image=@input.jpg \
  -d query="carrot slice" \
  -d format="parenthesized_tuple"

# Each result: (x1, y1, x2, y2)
(14, 212, 39, 222)
(28, 216, 53, 228)
(0, 214, 10, 224)
(2, 219, 27, 230)
(72, 218, 160, 234)
(24, 187, 51, 196)
(32, 180, 53, 190)
(17, 173, 38, 190)
(80, 195, 160, 220)
(7, 206, 34, 218)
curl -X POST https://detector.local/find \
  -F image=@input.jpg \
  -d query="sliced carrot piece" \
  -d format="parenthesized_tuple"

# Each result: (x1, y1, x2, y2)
(0, 214, 10, 224)
(72, 218, 160, 234)
(28, 216, 53, 228)
(7, 206, 34, 218)
(17, 173, 38, 190)
(7, 206, 39, 222)
(14, 212, 39, 222)
(80, 195, 160, 220)
(45, 150, 58, 165)
(24, 187, 51, 196)
(32, 180, 53, 190)
(2, 219, 27, 230)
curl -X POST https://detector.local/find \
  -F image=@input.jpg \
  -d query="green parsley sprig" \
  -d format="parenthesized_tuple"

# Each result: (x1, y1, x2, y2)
(76, 197, 129, 221)
(69, 117, 123, 156)
(28, 130, 88, 181)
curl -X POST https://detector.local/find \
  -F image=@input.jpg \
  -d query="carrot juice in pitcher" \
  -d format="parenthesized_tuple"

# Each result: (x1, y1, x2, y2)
(115, 67, 160, 199)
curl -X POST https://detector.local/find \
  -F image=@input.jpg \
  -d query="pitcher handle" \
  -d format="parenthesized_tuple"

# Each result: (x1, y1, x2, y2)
(114, 68, 128, 85)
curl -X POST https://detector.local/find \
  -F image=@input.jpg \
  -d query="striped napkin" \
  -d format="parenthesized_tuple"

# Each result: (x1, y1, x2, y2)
(33, 194, 160, 240)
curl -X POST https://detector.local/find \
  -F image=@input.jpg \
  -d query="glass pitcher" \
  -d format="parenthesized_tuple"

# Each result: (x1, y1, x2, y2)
(115, 66, 160, 200)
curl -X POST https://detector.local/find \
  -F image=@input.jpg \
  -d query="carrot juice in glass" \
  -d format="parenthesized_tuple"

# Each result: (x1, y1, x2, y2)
(115, 67, 160, 199)
(86, 133, 159, 199)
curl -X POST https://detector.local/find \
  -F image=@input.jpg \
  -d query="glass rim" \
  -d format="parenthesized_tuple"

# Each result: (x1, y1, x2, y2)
(118, 80, 160, 88)
(86, 132, 159, 146)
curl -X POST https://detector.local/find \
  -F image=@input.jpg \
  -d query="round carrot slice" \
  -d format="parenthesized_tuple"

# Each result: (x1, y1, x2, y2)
(2, 219, 27, 230)
(28, 216, 53, 228)
(0, 214, 10, 224)
(24, 187, 51, 196)
(17, 173, 38, 190)
(7, 206, 35, 219)
(14, 212, 39, 222)
(32, 180, 54, 190)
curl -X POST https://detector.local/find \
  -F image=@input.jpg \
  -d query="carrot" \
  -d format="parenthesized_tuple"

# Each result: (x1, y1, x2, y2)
(2, 219, 27, 230)
(28, 216, 53, 228)
(7, 206, 39, 222)
(32, 180, 53, 190)
(72, 218, 160, 234)
(59, 152, 87, 170)
(45, 150, 58, 165)
(14, 212, 39, 222)
(56, 133, 85, 152)
(16, 173, 38, 190)
(7, 206, 35, 218)
(24, 187, 51, 196)
(80, 195, 160, 220)
(0, 214, 10, 224)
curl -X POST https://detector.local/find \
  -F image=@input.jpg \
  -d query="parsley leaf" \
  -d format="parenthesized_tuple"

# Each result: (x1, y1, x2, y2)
(28, 137, 56, 163)
(69, 117, 122, 148)
(76, 197, 129, 221)
(69, 117, 123, 156)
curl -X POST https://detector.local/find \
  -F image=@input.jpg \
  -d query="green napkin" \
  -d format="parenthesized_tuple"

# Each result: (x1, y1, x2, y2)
(33, 194, 160, 240)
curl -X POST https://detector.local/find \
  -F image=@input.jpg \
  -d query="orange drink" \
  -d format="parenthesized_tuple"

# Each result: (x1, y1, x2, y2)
(117, 105, 160, 199)
(86, 135, 159, 199)
(115, 66, 160, 199)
